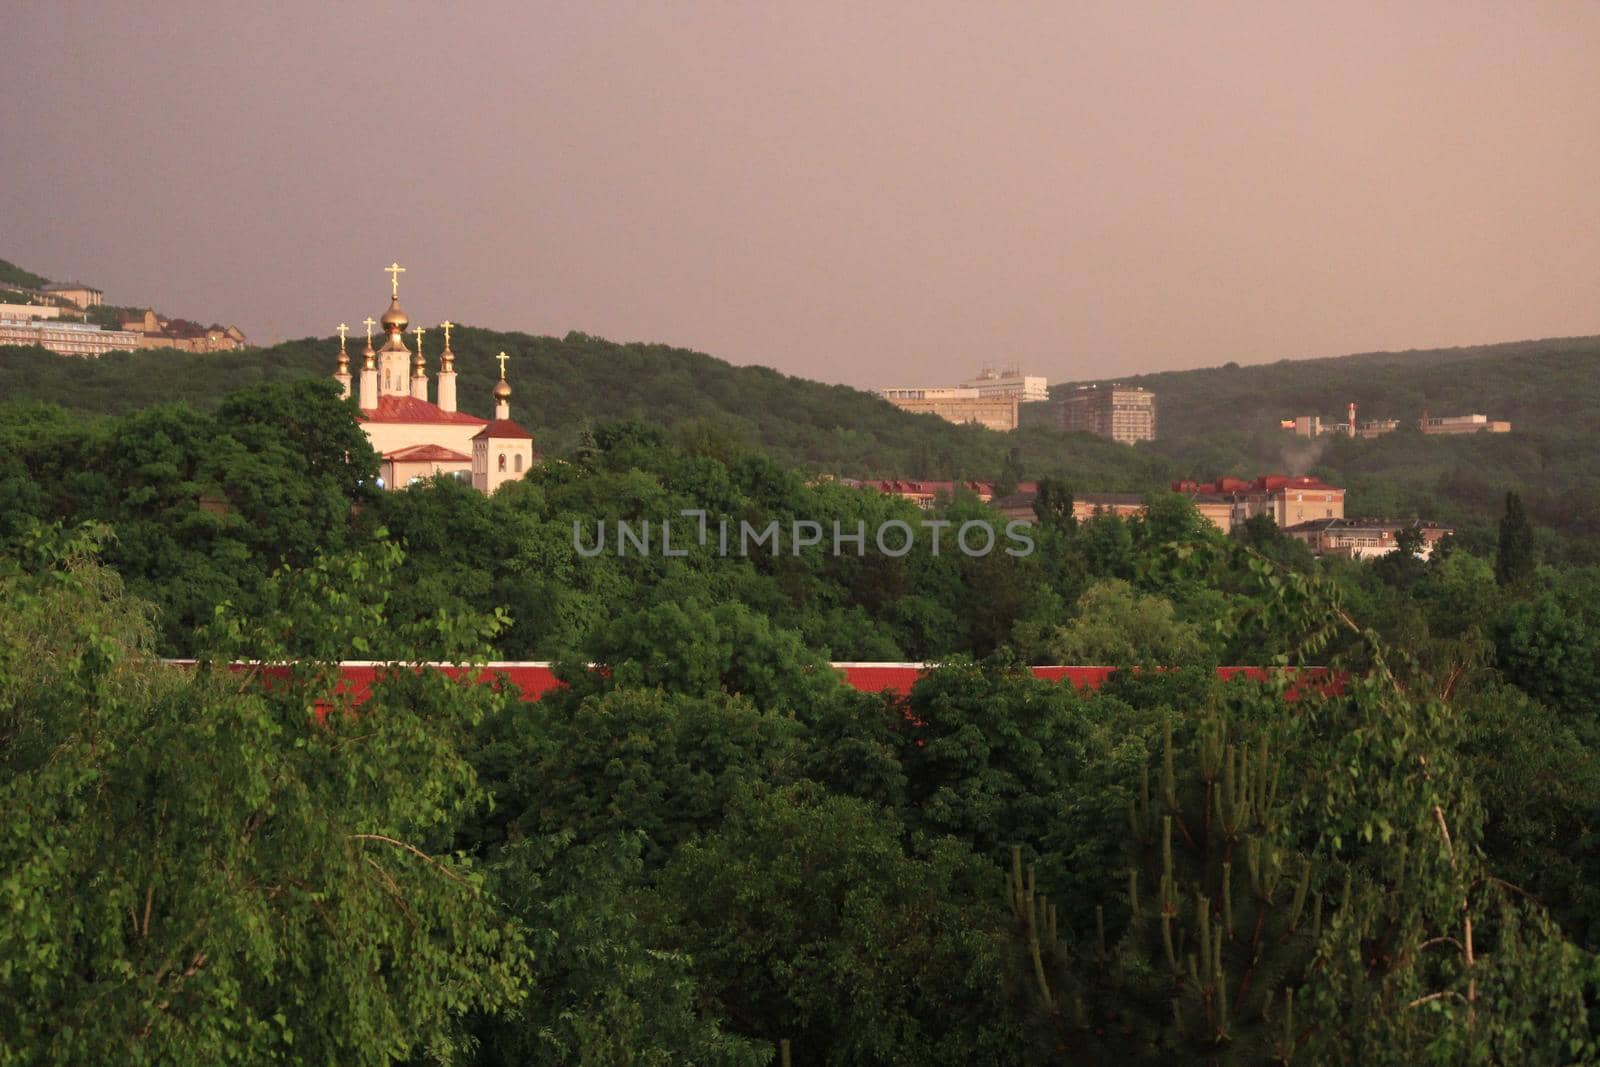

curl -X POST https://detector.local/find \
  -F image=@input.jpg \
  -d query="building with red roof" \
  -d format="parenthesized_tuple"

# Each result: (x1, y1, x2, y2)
(1172, 474, 1345, 533)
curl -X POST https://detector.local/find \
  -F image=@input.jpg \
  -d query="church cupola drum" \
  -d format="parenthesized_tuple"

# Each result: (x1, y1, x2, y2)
(332, 264, 536, 493)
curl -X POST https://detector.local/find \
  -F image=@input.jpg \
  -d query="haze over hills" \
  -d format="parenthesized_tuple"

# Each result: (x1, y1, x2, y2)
(2, 277, 1598, 553)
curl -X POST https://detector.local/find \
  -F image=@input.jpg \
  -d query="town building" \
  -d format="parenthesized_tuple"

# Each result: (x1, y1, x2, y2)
(1054, 384, 1157, 444)
(1173, 475, 1346, 534)
(333, 265, 535, 494)
(40, 282, 103, 309)
(0, 303, 68, 322)
(0, 319, 142, 357)
(844, 478, 1038, 508)
(957, 364, 1050, 403)
(1420, 413, 1511, 435)
(876, 387, 1020, 432)
(1282, 518, 1453, 560)
(120, 309, 249, 352)
(991, 490, 1147, 524)
(1280, 403, 1510, 438)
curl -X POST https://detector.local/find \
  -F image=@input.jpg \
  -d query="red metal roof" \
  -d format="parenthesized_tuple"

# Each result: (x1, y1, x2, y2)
(174, 661, 1343, 708)
(472, 418, 534, 441)
(359, 395, 488, 426)
(382, 443, 471, 463)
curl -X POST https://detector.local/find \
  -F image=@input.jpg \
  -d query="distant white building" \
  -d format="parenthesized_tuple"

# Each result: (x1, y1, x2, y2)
(959, 364, 1049, 403)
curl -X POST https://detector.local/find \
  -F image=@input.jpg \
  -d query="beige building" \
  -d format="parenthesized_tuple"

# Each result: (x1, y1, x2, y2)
(0, 319, 141, 357)
(0, 303, 66, 321)
(1283, 519, 1452, 560)
(1174, 475, 1345, 534)
(958, 364, 1050, 403)
(1421, 413, 1511, 435)
(120, 309, 249, 352)
(877, 387, 1019, 431)
(40, 282, 103, 309)
(335, 266, 535, 494)
(993, 491, 1147, 523)
(987, 474, 1346, 534)
(849, 479, 1039, 508)
(1055, 385, 1157, 444)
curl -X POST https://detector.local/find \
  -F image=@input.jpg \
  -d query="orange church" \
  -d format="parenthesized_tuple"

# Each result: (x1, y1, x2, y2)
(332, 264, 534, 493)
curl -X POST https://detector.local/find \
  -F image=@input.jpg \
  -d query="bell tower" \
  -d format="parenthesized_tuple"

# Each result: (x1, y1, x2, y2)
(377, 262, 411, 397)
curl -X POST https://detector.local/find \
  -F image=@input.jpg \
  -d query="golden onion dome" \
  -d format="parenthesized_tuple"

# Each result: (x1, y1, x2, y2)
(493, 378, 512, 400)
(380, 296, 409, 332)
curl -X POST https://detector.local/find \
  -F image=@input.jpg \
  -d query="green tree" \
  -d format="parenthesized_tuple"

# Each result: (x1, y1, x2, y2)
(1496, 490, 1536, 587)
(1026, 713, 1327, 1064)
(1047, 579, 1212, 667)
(1033, 476, 1075, 531)
(470, 833, 765, 1066)
(994, 446, 1024, 498)
(652, 783, 1036, 1065)
(0, 535, 525, 1065)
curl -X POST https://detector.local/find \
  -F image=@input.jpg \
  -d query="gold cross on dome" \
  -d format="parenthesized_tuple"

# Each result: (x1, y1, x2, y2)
(439, 320, 453, 349)
(384, 262, 406, 298)
(362, 317, 376, 345)
(413, 325, 426, 353)
(497, 351, 509, 378)
(336, 322, 349, 352)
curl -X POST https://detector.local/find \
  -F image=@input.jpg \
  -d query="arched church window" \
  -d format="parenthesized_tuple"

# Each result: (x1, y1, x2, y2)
(498, 453, 507, 472)
(514, 453, 523, 472)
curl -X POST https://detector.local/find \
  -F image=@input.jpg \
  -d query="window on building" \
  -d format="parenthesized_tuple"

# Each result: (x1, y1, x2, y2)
(514, 453, 523, 472)
(498, 453, 507, 472)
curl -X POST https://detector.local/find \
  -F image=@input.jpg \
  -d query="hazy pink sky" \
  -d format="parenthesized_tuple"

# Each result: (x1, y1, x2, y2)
(5, 2, 1598, 387)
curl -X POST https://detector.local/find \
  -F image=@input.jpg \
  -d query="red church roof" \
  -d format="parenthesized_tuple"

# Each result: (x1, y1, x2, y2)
(472, 419, 534, 441)
(360, 395, 487, 426)
(382, 443, 471, 463)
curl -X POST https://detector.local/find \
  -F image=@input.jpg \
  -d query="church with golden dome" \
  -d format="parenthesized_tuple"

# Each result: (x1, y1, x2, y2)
(332, 264, 534, 493)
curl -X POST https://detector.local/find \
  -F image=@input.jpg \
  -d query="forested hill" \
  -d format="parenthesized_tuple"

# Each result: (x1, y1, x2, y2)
(1055, 334, 1600, 553)
(0, 329, 1166, 490)
(5, 325, 1600, 549)
(1074, 334, 1600, 440)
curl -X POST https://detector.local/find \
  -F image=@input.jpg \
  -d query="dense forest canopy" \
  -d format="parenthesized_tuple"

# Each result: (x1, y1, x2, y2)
(3, 335, 1600, 1061)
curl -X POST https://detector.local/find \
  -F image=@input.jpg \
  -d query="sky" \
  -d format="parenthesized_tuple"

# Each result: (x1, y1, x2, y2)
(4, 2, 1598, 388)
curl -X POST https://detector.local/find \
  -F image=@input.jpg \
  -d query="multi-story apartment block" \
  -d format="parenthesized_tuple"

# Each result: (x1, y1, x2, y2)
(1054, 384, 1157, 444)
(958, 364, 1050, 403)
(877, 387, 1020, 432)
